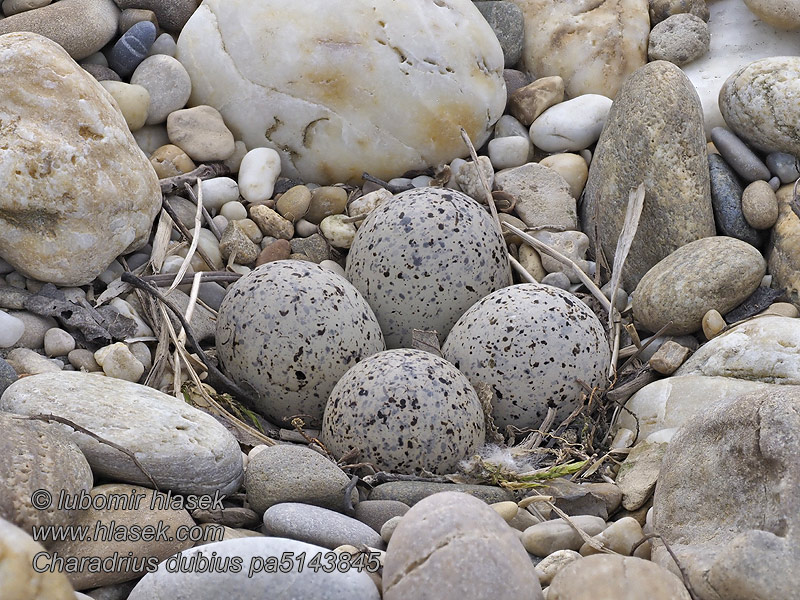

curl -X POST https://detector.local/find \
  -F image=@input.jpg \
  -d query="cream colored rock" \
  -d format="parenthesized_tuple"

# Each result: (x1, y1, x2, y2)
(176, 0, 505, 184)
(99, 81, 150, 131)
(238, 147, 281, 203)
(94, 342, 144, 382)
(510, 0, 649, 98)
(539, 154, 588, 199)
(166, 105, 235, 161)
(720, 56, 800, 156)
(276, 185, 312, 223)
(519, 244, 546, 281)
(320, 214, 357, 249)
(744, 0, 800, 29)
(535, 550, 581, 586)
(530, 94, 613, 153)
(579, 517, 645, 556)
(522, 516, 607, 556)
(348, 188, 393, 222)
(0, 33, 160, 286)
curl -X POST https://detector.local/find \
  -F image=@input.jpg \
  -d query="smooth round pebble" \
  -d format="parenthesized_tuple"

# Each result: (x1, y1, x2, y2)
(216, 260, 384, 425)
(702, 309, 726, 340)
(0, 310, 25, 348)
(306, 186, 348, 224)
(100, 80, 150, 131)
(742, 180, 779, 229)
(149, 144, 195, 178)
(321, 349, 485, 474)
(195, 177, 240, 212)
(539, 153, 589, 199)
(108, 20, 157, 77)
(294, 218, 318, 237)
(276, 185, 312, 222)
(263, 503, 384, 550)
(219, 201, 248, 221)
(43, 328, 75, 357)
(167, 105, 236, 162)
(319, 260, 345, 277)
(94, 342, 145, 382)
(647, 13, 710, 66)
(130, 54, 192, 125)
(763, 302, 799, 318)
(710, 127, 771, 183)
(530, 94, 613, 152)
(238, 148, 281, 203)
(522, 516, 607, 556)
(535, 549, 582, 586)
(765, 151, 800, 184)
(319, 214, 357, 249)
(442, 284, 610, 430)
(488, 136, 530, 170)
(148, 32, 177, 57)
(68, 348, 101, 372)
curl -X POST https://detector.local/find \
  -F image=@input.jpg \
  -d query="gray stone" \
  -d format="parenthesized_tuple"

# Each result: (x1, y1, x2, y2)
(711, 127, 771, 183)
(369, 481, 514, 506)
(245, 444, 355, 514)
(0, 357, 17, 395)
(160, 289, 217, 343)
(130, 54, 192, 125)
(383, 491, 542, 600)
(0, 411, 93, 534)
(649, 0, 709, 24)
(616, 440, 668, 511)
(581, 60, 715, 290)
(354, 500, 410, 533)
(521, 515, 607, 556)
(5, 348, 62, 375)
(632, 236, 765, 335)
(503, 68, 532, 99)
(494, 162, 577, 231)
(262, 503, 385, 550)
(653, 386, 800, 600)
(0, 371, 244, 496)
(769, 185, 800, 304)
(82, 63, 122, 82)
(7, 311, 58, 349)
(765, 151, 800, 184)
(112, 0, 197, 32)
(84, 580, 137, 600)
(708, 154, 766, 246)
(289, 233, 330, 263)
(127, 537, 380, 599)
(647, 13, 710, 66)
(0, 285, 32, 310)
(474, 1, 524, 67)
(538, 478, 609, 520)
(0, 0, 119, 60)
(108, 20, 156, 77)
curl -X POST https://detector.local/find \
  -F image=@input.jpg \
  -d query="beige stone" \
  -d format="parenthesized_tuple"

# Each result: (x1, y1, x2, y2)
(508, 76, 564, 126)
(0, 33, 160, 286)
(649, 0, 710, 25)
(510, 0, 649, 98)
(0, 516, 76, 600)
(249, 204, 294, 240)
(306, 186, 349, 224)
(276, 185, 312, 223)
(744, 0, 800, 29)
(742, 180, 779, 230)
(167, 105, 235, 162)
(99, 81, 150, 131)
(521, 516, 607, 556)
(582, 61, 716, 290)
(769, 185, 800, 304)
(176, 0, 506, 184)
(519, 244, 546, 281)
(648, 340, 690, 374)
(149, 144, 196, 178)
(616, 441, 668, 511)
(495, 163, 577, 231)
(539, 153, 588, 199)
(763, 301, 799, 317)
(579, 517, 645, 556)
(701, 308, 726, 339)
(219, 221, 260, 264)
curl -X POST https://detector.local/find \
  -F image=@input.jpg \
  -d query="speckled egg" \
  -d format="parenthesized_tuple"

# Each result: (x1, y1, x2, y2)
(216, 260, 385, 426)
(442, 284, 610, 430)
(345, 187, 512, 349)
(321, 349, 486, 474)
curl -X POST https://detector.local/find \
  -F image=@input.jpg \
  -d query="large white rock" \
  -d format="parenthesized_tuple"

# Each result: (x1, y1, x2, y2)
(176, 0, 506, 185)
(680, 0, 800, 136)
(529, 94, 613, 152)
(0, 33, 161, 286)
(0, 371, 244, 495)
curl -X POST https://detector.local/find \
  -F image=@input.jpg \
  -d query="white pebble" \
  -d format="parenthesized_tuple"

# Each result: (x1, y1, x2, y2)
(94, 342, 145, 382)
(319, 260, 345, 277)
(530, 94, 613, 152)
(194, 177, 240, 213)
(387, 177, 412, 190)
(238, 148, 281, 203)
(0, 309, 25, 348)
(488, 136, 531, 170)
(44, 328, 76, 357)
(212, 214, 229, 233)
(494, 114, 530, 139)
(161, 254, 189, 274)
(319, 214, 357, 249)
(348, 188, 392, 222)
(100, 81, 150, 131)
(98, 259, 124, 285)
(220, 201, 247, 221)
(411, 175, 433, 188)
(294, 219, 318, 238)
(147, 32, 177, 57)
(185, 227, 224, 270)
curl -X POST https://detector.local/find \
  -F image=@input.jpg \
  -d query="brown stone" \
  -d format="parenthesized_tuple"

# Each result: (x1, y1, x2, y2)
(149, 144, 196, 178)
(648, 340, 691, 374)
(508, 76, 564, 126)
(306, 186, 349, 224)
(249, 204, 294, 240)
(256, 239, 292, 266)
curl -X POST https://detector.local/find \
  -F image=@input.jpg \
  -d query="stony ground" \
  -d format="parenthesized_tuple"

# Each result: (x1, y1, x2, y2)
(1, 0, 800, 599)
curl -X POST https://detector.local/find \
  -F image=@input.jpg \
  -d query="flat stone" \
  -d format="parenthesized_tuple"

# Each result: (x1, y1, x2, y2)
(176, 0, 505, 185)
(708, 154, 766, 246)
(676, 315, 800, 383)
(530, 94, 612, 153)
(369, 481, 514, 506)
(245, 444, 355, 514)
(0, 371, 244, 495)
(0, 33, 161, 286)
(647, 12, 709, 66)
(581, 60, 715, 290)
(0, 0, 119, 60)
(5, 348, 62, 374)
(127, 537, 380, 599)
(633, 236, 765, 335)
(510, 0, 649, 98)
(653, 385, 800, 600)
(383, 492, 542, 600)
(616, 440, 668, 510)
(719, 56, 800, 156)
(521, 515, 607, 556)
(495, 162, 577, 231)
(354, 500, 410, 533)
(710, 127, 771, 182)
(473, 1, 524, 67)
(263, 502, 384, 550)
(537, 478, 610, 520)
(167, 105, 235, 162)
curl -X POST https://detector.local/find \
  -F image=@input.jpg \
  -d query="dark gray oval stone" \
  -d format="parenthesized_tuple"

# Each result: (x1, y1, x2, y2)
(109, 20, 157, 77)
(709, 153, 766, 247)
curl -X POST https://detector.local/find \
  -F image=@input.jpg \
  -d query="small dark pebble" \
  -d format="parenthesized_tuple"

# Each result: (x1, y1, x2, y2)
(108, 20, 157, 77)
(724, 286, 785, 324)
(708, 153, 766, 247)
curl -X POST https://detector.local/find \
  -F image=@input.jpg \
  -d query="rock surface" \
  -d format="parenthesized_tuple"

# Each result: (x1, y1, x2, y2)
(581, 60, 716, 290)
(0, 372, 244, 495)
(176, 0, 506, 184)
(743, 0, 800, 29)
(494, 162, 577, 231)
(0, 33, 161, 286)
(653, 386, 800, 600)
(383, 492, 543, 600)
(262, 503, 384, 550)
(510, 0, 649, 98)
(768, 184, 800, 304)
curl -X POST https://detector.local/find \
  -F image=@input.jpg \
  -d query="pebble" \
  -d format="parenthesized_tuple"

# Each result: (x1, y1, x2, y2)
(535, 550, 582, 586)
(744, 0, 800, 29)
(529, 94, 613, 153)
(94, 342, 145, 382)
(648, 340, 691, 375)
(256, 239, 292, 266)
(454, 156, 494, 202)
(100, 81, 151, 131)
(710, 127, 771, 182)
(263, 503, 384, 550)
(219, 221, 260, 265)
(765, 151, 800, 184)
(304, 186, 349, 224)
(487, 136, 530, 170)
(108, 20, 157, 77)
(381, 515, 403, 543)
(133, 123, 169, 155)
(494, 114, 530, 139)
(531, 230, 590, 282)
(0, 310, 25, 348)
(649, 0, 709, 25)
(763, 302, 799, 318)
(522, 516, 608, 556)
(539, 153, 589, 199)
(472, 1, 524, 67)
(508, 75, 565, 126)
(276, 185, 312, 222)
(167, 105, 236, 161)
(43, 327, 75, 357)
(383, 492, 542, 600)
(127, 341, 152, 372)
(354, 501, 409, 533)
(741, 180, 779, 229)
(410, 175, 432, 188)
(647, 13, 710, 66)
(148, 32, 177, 57)
(4, 311, 57, 349)
(494, 162, 577, 231)
(708, 153, 765, 246)
(519, 244, 546, 281)
(1, 0, 51, 17)
(195, 177, 240, 212)
(319, 214, 357, 249)
(701, 308, 727, 339)
(84, 62, 124, 82)
(319, 260, 345, 277)
(114, 0, 197, 32)
(290, 234, 330, 263)
(503, 68, 531, 98)
(238, 148, 282, 203)
(294, 218, 318, 238)
(130, 54, 192, 125)
(1, 371, 244, 495)
(249, 204, 294, 240)
(118, 8, 158, 33)
(616, 440, 668, 510)
(5, 348, 62, 375)
(369, 482, 513, 506)
(68, 348, 102, 372)
(0, 357, 18, 395)
(220, 201, 248, 222)
(149, 143, 196, 178)
(579, 516, 647, 557)
(237, 218, 263, 244)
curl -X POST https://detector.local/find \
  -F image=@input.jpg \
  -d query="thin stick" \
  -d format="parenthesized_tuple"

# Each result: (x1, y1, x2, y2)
(143, 272, 242, 286)
(608, 319, 622, 379)
(161, 197, 219, 272)
(185, 181, 223, 241)
(459, 128, 502, 236)
(502, 222, 612, 313)
(159, 162, 230, 195)
(167, 181, 204, 293)
(509, 254, 538, 284)
(17, 414, 159, 490)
